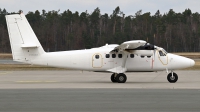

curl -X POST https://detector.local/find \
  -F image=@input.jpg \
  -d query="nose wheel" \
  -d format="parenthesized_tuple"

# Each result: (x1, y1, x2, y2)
(111, 73, 127, 83)
(167, 72, 178, 83)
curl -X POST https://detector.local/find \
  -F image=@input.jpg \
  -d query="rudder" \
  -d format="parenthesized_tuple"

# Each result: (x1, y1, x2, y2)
(6, 13, 45, 63)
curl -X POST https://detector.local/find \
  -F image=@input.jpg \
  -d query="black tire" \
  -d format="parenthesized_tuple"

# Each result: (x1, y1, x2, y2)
(167, 72, 178, 83)
(116, 73, 127, 83)
(111, 73, 117, 83)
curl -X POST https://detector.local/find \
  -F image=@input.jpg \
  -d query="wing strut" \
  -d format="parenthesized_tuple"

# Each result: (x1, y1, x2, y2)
(107, 51, 129, 73)
(107, 40, 147, 73)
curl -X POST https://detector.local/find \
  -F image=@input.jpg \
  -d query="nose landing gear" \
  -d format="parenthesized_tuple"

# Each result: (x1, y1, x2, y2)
(111, 73, 127, 83)
(167, 72, 178, 83)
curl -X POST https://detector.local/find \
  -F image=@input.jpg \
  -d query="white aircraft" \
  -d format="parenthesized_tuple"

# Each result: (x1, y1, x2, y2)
(5, 13, 195, 83)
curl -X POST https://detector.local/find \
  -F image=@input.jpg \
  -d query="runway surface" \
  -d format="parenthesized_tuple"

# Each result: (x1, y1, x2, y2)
(0, 70, 199, 89)
(0, 59, 23, 64)
(0, 70, 200, 112)
(0, 89, 200, 112)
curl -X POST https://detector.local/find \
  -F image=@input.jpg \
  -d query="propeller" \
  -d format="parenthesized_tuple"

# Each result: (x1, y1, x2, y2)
(142, 42, 157, 69)
(151, 46, 157, 69)
(151, 34, 156, 69)
(140, 42, 157, 69)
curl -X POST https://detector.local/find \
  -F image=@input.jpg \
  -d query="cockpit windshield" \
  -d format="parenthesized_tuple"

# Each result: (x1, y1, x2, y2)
(159, 48, 168, 56)
(159, 50, 166, 56)
(162, 49, 168, 54)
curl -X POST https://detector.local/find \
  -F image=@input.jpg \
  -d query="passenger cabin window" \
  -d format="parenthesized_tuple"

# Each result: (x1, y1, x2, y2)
(130, 54, 134, 58)
(159, 51, 166, 56)
(147, 56, 151, 58)
(105, 54, 110, 58)
(141, 56, 145, 58)
(95, 55, 99, 59)
(118, 54, 122, 58)
(112, 54, 116, 58)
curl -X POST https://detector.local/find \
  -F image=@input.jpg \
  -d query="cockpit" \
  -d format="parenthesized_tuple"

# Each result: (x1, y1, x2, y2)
(158, 48, 168, 56)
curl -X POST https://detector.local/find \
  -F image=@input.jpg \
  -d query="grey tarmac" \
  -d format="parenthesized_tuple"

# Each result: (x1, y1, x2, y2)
(0, 89, 200, 112)
(0, 70, 199, 89)
(0, 70, 200, 112)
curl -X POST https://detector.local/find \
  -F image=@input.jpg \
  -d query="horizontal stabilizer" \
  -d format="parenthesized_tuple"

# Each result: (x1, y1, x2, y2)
(21, 44, 38, 48)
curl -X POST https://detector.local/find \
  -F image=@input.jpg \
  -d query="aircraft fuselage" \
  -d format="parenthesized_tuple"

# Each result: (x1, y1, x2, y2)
(28, 46, 193, 72)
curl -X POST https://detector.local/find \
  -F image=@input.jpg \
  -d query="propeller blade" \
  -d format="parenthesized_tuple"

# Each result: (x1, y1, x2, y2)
(151, 46, 156, 69)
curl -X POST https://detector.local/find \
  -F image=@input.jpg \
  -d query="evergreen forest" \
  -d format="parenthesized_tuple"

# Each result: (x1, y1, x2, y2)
(0, 7, 200, 53)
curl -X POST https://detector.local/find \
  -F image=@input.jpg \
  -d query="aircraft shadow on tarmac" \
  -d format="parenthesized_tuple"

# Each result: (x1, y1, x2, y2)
(63, 81, 172, 84)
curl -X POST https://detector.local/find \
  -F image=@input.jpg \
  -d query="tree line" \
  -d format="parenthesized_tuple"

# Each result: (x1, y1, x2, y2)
(0, 7, 200, 53)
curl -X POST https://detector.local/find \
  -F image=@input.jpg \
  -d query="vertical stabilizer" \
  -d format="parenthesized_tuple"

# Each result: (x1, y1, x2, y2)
(6, 13, 45, 63)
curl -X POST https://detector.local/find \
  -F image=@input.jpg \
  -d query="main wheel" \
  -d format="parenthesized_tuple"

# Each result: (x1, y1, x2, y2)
(167, 72, 178, 83)
(116, 73, 127, 83)
(111, 73, 117, 83)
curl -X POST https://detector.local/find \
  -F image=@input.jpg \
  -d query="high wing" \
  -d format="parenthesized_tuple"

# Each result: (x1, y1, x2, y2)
(107, 40, 147, 73)
(110, 40, 147, 53)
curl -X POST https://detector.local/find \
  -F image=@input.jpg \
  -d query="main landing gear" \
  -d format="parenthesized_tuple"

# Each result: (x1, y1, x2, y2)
(167, 72, 178, 83)
(111, 72, 178, 83)
(111, 73, 127, 83)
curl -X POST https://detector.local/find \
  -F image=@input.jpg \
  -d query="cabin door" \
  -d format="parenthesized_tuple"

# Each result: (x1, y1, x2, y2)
(92, 53, 103, 68)
(158, 50, 168, 65)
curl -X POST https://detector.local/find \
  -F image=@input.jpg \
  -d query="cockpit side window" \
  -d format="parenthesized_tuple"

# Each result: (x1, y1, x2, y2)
(162, 49, 168, 54)
(159, 51, 166, 56)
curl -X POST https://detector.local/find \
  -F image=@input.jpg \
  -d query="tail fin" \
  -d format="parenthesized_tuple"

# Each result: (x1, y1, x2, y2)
(6, 13, 45, 63)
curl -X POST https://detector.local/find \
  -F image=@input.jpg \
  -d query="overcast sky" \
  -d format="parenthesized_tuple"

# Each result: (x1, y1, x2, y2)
(0, 0, 200, 16)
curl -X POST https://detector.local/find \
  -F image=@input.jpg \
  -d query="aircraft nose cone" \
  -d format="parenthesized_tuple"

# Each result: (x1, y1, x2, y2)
(190, 59, 195, 67)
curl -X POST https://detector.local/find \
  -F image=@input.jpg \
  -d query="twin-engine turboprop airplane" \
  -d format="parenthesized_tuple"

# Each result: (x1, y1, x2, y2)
(6, 14, 195, 83)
